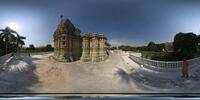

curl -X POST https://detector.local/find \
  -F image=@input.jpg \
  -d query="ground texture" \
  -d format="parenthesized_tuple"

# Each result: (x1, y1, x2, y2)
(0, 51, 200, 93)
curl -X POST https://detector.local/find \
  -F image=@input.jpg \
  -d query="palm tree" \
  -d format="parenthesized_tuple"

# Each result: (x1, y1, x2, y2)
(0, 27, 26, 54)
(17, 36, 26, 50)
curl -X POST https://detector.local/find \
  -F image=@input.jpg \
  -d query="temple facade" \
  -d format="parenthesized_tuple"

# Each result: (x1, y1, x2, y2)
(53, 19, 82, 62)
(53, 19, 108, 62)
(81, 33, 108, 62)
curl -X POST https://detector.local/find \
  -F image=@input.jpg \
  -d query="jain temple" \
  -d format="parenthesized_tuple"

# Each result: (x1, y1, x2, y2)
(53, 19, 108, 62)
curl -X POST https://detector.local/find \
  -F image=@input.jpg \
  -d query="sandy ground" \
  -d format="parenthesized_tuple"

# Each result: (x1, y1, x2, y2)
(28, 51, 145, 93)
(1, 50, 200, 93)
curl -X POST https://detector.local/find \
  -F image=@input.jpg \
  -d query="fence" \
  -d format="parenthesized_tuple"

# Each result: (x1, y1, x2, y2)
(129, 54, 200, 72)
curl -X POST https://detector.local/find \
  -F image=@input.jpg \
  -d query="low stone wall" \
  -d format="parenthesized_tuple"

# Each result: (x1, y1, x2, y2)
(129, 54, 182, 72)
(129, 54, 200, 72)
(16, 52, 53, 56)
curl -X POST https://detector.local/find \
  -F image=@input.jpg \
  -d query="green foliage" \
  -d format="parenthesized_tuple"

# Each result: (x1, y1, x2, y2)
(114, 32, 200, 61)
(196, 35, 200, 52)
(156, 43, 165, 52)
(20, 44, 54, 53)
(118, 45, 137, 51)
(118, 45, 148, 52)
(151, 52, 176, 61)
(147, 41, 157, 51)
(146, 41, 165, 52)
(0, 38, 5, 51)
(136, 46, 148, 51)
(45, 44, 54, 51)
(145, 32, 200, 61)
(150, 32, 199, 61)
(0, 27, 25, 55)
(118, 42, 165, 52)
(141, 51, 164, 59)
(105, 42, 111, 47)
(173, 32, 197, 59)
(29, 44, 35, 50)
(109, 46, 117, 50)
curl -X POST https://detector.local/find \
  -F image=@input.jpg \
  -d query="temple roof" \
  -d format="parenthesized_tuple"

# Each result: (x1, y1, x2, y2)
(57, 19, 75, 31)
(53, 19, 107, 40)
(83, 32, 107, 39)
(54, 19, 80, 36)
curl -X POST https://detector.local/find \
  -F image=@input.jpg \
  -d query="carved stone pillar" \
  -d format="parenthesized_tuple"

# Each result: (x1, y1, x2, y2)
(91, 35, 100, 62)
(81, 35, 90, 61)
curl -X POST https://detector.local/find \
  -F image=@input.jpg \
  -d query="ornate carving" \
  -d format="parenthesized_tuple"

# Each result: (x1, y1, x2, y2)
(53, 19, 82, 62)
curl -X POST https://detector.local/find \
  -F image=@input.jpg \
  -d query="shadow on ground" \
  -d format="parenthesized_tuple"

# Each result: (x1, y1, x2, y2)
(114, 67, 134, 83)
(114, 67, 158, 91)
(0, 56, 40, 93)
(114, 66, 200, 93)
(32, 58, 42, 61)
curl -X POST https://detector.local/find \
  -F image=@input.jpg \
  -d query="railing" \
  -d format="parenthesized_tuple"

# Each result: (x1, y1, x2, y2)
(129, 54, 200, 72)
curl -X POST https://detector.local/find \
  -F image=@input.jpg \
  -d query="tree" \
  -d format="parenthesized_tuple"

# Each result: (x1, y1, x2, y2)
(196, 35, 200, 51)
(0, 38, 4, 56)
(0, 27, 25, 54)
(119, 45, 133, 51)
(18, 36, 26, 48)
(29, 44, 35, 50)
(105, 42, 111, 47)
(147, 41, 157, 51)
(173, 32, 197, 59)
(46, 44, 53, 51)
(109, 46, 117, 50)
(156, 43, 165, 52)
(9, 35, 26, 52)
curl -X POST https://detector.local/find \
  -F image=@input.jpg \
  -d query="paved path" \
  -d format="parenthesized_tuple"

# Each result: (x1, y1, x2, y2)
(123, 52, 200, 93)
(2, 51, 200, 93)
(28, 51, 145, 93)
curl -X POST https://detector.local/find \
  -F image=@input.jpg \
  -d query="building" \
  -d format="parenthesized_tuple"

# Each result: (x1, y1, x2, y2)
(53, 19, 82, 62)
(53, 19, 108, 62)
(81, 33, 108, 62)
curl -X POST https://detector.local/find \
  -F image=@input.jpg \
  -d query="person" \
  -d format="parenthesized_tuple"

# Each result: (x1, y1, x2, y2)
(28, 51, 30, 56)
(182, 58, 189, 79)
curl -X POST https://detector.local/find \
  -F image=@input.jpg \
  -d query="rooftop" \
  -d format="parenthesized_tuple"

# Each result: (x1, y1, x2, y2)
(83, 32, 107, 39)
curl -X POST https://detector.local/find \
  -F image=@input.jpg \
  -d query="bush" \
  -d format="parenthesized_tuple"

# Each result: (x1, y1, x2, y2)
(141, 51, 164, 59)
(20, 44, 54, 53)
(29, 44, 35, 50)
(45, 44, 54, 51)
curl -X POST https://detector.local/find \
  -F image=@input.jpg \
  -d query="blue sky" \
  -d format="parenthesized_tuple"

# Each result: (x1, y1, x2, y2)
(0, 0, 200, 47)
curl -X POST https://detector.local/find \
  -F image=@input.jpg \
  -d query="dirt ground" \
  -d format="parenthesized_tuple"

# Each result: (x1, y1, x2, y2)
(1, 51, 198, 93)
(27, 51, 144, 93)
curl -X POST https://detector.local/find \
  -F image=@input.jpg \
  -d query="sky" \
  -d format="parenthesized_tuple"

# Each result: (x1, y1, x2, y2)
(0, 0, 200, 47)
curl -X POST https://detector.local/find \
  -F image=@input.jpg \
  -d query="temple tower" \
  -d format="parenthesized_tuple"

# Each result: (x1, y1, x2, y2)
(54, 19, 108, 62)
(81, 34, 90, 61)
(53, 19, 82, 62)
(81, 33, 108, 62)
(91, 34, 99, 62)
(99, 35, 104, 61)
